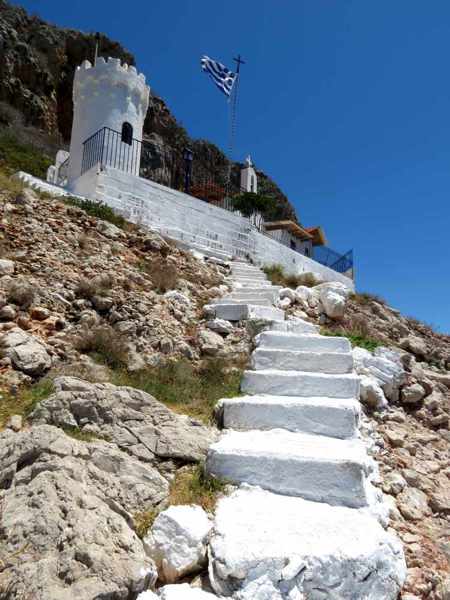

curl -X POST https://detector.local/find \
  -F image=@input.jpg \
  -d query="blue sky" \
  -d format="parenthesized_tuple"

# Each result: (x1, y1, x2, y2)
(16, 0, 450, 332)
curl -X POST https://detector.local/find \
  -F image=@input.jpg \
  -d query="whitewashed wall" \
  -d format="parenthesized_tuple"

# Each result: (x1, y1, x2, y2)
(71, 166, 354, 288)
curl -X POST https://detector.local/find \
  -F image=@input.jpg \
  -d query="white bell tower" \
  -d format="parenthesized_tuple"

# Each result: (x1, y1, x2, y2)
(240, 155, 258, 194)
(67, 57, 150, 189)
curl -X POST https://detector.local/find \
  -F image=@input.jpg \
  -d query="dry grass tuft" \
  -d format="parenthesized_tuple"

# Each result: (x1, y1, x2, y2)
(350, 291, 386, 306)
(140, 257, 178, 293)
(7, 280, 38, 308)
(73, 325, 128, 369)
(133, 508, 158, 539)
(263, 264, 320, 289)
(75, 273, 114, 299)
(0, 379, 54, 429)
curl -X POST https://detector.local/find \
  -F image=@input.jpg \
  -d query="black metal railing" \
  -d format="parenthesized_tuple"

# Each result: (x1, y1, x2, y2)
(313, 247, 354, 275)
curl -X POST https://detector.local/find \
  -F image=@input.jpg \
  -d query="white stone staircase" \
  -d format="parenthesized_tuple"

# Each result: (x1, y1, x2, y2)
(204, 262, 406, 599)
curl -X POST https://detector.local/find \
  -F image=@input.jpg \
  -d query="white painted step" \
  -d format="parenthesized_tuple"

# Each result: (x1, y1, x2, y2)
(221, 394, 360, 438)
(252, 348, 353, 374)
(256, 331, 351, 353)
(214, 297, 272, 307)
(232, 280, 277, 289)
(206, 429, 373, 507)
(208, 487, 406, 599)
(206, 303, 285, 322)
(269, 318, 319, 334)
(233, 274, 268, 282)
(241, 369, 360, 398)
(225, 289, 279, 302)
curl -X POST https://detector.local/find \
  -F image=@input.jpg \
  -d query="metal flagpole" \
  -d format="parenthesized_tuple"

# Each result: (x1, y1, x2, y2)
(94, 32, 100, 65)
(226, 54, 245, 195)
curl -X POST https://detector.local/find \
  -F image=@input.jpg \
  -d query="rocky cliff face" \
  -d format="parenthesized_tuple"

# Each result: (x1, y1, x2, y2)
(0, 0, 298, 222)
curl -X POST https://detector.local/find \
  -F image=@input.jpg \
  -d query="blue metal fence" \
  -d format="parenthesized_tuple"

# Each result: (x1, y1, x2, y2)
(313, 247, 354, 275)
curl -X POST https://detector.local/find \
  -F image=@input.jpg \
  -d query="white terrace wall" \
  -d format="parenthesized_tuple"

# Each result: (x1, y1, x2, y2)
(71, 166, 354, 288)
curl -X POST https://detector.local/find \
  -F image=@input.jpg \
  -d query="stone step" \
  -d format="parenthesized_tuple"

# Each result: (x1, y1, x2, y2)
(232, 280, 277, 289)
(205, 303, 285, 322)
(206, 429, 373, 508)
(221, 394, 360, 439)
(256, 331, 351, 353)
(251, 348, 354, 374)
(208, 487, 406, 599)
(233, 273, 268, 282)
(231, 265, 264, 274)
(269, 318, 319, 334)
(224, 289, 278, 302)
(216, 297, 272, 307)
(241, 369, 360, 398)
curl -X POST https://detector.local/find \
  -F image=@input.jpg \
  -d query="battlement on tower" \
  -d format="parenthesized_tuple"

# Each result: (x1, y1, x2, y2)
(73, 56, 150, 113)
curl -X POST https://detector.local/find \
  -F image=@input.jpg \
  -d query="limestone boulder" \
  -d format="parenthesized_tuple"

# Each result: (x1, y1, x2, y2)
(0, 326, 51, 375)
(205, 319, 234, 335)
(279, 288, 297, 302)
(320, 289, 347, 319)
(359, 374, 388, 409)
(397, 487, 431, 521)
(295, 285, 313, 303)
(0, 258, 15, 275)
(400, 335, 428, 359)
(353, 346, 405, 402)
(198, 329, 224, 356)
(401, 383, 427, 404)
(96, 219, 124, 239)
(31, 377, 217, 464)
(144, 505, 213, 583)
(164, 290, 191, 306)
(0, 425, 159, 599)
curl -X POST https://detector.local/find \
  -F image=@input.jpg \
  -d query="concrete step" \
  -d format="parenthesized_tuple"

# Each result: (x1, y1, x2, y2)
(256, 331, 351, 353)
(206, 429, 373, 508)
(170, 238, 233, 262)
(231, 265, 264, 274)
(221, 394, 360, 439)
(251, 348, 354, 374)
(269, 318, 319, 335)
(205, 303, 285, 322)
(209, 487, 406, 599)
(241, 369, 360, 398)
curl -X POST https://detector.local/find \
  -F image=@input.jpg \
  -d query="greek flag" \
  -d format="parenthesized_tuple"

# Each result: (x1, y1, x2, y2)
(201, 55, 236, 97)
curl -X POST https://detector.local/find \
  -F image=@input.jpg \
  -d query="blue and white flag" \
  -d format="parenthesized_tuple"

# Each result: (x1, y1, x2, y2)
(201, 55, 236, 97)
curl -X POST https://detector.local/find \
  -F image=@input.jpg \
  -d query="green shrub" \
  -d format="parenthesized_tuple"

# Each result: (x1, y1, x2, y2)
(0, 133, 52, 178)
(133, 508, 158, 538)
(64, 196, 127, 229)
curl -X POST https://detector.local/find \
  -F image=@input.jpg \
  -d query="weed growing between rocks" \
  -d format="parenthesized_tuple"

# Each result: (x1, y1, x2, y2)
(0, 379, 54, 428)
(321, 326, 382, 352)
(75, 273, 115, 300)
(112, 358, 243, 423)
(169, 463, 228, 513)
(0, 169, 23, 199)
(63, 196, 127, 229)
(350, 291, 387, 306)
(263, 264, 320, 289)
(62, 426, 109, 443)
(134, 509, 158, 539)
(6, 279, 38, 308)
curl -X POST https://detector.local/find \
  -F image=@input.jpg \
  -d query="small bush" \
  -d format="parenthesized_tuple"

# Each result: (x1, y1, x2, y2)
(73, 325, 128, 369)
(140, 258, 178, 293)
(77, 233, 92, 251)
(62, 426, 107, 443)
(112, 358, 243, 423)
(7, 280, 38, 308)
(263, 264, 320, 289)
(169, 463, 228, 512)
(0, 379, 54, 428)
(134, 508, 158, 539)
(0, 170, 23, 199)
(350, 292, 386, 306)
(63, 196, 126, 229)
(75, 273, 114, 299)
(0, 133, 52, 178)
